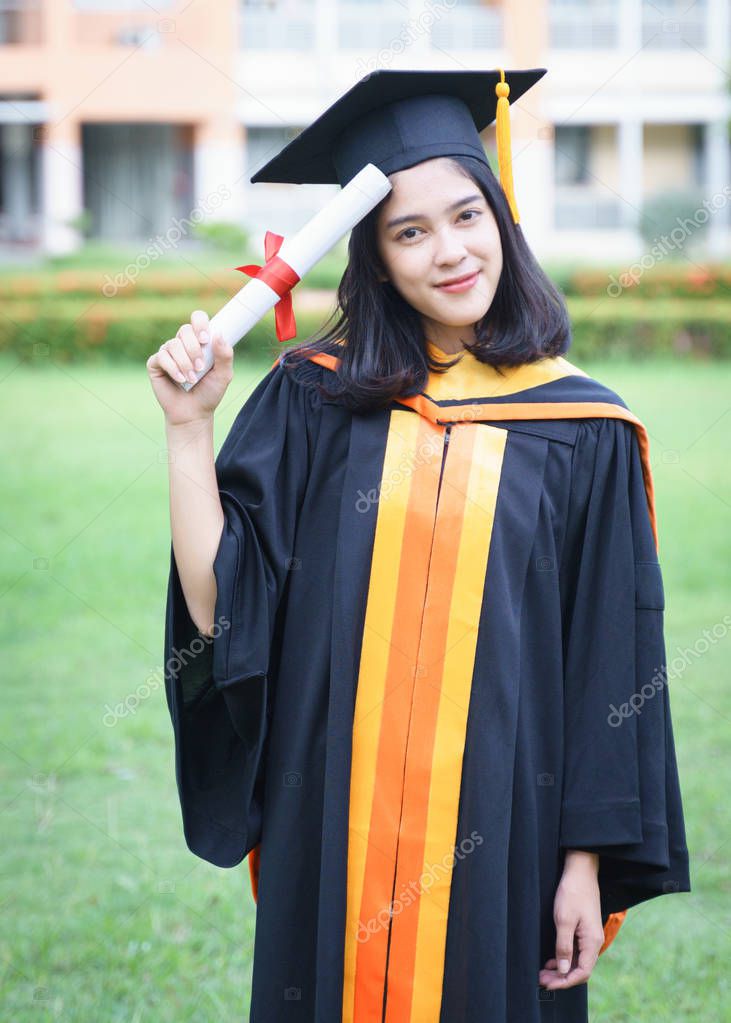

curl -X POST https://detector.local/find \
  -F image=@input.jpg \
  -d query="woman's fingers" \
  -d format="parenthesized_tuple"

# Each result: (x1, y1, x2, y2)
(175, 324, 204, 376)
(188, 311, 210, 371)
(155, 345, 187, 385)
(539, 934, 603, 989)
(540, 962, 593, 989)
(190, 309, 211, 347)
(539, 956, 580, 990)
(158, 336, 196, 383)
(151, 312, 212, 386)
(150, 312, 227, 391)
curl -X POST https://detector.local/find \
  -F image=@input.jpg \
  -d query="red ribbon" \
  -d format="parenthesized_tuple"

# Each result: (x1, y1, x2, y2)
(235, 230, 301, 342)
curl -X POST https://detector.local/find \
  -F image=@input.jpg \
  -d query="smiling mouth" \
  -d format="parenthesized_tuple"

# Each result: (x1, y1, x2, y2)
(435, 270, 481, 289)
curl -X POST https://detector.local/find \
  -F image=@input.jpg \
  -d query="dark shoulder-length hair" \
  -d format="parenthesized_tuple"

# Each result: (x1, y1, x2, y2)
(279, 154, 571, 413)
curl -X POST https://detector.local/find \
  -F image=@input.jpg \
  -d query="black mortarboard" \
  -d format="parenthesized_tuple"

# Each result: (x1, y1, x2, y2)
(250, 67, 546, 224)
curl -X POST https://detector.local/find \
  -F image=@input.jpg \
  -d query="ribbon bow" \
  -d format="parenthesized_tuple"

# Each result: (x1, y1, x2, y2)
(235, 230, 301, 342)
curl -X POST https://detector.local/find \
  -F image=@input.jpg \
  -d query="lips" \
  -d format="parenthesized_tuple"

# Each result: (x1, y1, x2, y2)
(435, 270, 480, 287)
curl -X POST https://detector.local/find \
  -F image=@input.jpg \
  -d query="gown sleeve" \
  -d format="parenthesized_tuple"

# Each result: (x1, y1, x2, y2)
(558, 415, 691, 919)
(163, 360, 321, 869)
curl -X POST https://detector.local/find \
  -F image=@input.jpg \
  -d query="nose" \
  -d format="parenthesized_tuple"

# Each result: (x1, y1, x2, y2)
(433, 223, 471, 266)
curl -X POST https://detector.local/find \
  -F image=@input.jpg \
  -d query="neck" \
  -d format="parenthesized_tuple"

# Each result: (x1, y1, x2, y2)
(422, 319, 477, 356)
(427, 338, 474, 357)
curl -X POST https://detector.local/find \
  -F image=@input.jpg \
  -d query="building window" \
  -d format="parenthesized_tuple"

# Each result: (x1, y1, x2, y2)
(0, 0, 42, 45)
(554, 125, 590, 185)
(240, 0, 316, 50)
(0, 119, 42, 243)
(641, 0, 707, 49)
(430, 0, 502, 51)
(548, 0, 618, 49)
(691, 123, 705, 188)
(246, 126, 301, 180)
(338, 0, 413, 51)
(82, 123, 193, 241)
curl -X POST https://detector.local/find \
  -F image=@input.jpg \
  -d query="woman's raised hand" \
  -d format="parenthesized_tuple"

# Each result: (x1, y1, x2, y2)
(147, 309, 234, 426)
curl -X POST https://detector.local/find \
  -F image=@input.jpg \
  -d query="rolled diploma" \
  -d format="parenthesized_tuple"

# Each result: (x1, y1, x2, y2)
(180, 163, 392, 390)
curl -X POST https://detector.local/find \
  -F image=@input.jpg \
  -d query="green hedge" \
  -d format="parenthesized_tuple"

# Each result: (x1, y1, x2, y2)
(566, 298, 730, 360)
(2, 259, 730, 302)
(551, 263, 731, 301)
(0, 300, 337, 363)
(2, 294, 729, 363)
(0, 252, 349, 300)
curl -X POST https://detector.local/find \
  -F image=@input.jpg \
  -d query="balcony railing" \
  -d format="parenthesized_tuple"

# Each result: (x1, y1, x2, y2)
(337, 2, 417, 51)
(429, 4, 502, 51)
(240, 0, 503, 52)
(548, 1, 618, 49)
(554, 186, 624, 229)
(641, 0, 707, 49)
(241, 0, 316, 50)
(549, 0, 709, 50)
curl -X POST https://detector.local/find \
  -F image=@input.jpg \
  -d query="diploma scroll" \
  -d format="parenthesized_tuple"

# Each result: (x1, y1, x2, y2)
(179, 163, 392, 391)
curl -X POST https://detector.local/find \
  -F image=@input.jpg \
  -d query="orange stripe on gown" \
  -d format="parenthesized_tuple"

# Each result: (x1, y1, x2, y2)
(342, 412, 508, 1023)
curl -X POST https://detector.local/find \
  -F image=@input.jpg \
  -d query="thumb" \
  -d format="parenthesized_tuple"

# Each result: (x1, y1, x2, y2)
(212, 332, 234, 363)
(555, 922, 575, 975)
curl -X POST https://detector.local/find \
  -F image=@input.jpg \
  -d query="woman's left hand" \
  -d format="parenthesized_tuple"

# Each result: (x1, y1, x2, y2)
(538, 851, 605, 990)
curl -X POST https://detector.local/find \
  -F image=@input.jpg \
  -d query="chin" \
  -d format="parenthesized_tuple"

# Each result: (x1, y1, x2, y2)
(435, 305, 489, 326)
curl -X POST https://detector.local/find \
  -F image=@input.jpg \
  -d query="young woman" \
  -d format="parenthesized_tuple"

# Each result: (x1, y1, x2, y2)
(148, 148, 690, 1022)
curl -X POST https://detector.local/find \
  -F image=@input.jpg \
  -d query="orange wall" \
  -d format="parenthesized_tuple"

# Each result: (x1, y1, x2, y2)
(0, 0, 238, 137)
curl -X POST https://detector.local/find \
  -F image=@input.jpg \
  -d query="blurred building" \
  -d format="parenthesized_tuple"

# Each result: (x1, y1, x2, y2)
(0, 0, 729, 261)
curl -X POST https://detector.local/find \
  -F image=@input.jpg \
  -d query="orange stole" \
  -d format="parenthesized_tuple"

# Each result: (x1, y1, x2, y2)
(342, 412, 507, 1023)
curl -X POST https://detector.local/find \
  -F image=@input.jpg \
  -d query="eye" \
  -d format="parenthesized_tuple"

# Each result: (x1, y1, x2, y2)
(395, 209, 482, 241)
(396, 226, 422, 242)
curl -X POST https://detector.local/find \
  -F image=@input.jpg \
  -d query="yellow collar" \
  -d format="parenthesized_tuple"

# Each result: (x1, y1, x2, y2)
(424, 340, 589, 401)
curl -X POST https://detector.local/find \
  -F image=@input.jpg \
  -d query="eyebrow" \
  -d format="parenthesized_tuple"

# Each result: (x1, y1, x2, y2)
(385, 193, 484, 230)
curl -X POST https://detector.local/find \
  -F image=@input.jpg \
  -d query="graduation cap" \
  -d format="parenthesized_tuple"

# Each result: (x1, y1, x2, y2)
(250, 67, 547, 225)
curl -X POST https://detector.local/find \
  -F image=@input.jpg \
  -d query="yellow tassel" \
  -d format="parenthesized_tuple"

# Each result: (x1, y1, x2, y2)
(495, 68, 520, 225)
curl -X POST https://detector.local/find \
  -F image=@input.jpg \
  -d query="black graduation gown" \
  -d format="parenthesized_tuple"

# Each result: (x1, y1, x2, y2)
(163, 343, 691, 1023)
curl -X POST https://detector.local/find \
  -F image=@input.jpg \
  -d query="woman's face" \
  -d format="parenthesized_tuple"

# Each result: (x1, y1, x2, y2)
(375, 157, 503, 352)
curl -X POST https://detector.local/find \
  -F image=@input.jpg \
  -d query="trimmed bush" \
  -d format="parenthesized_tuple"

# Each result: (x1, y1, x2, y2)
(1, 259, 729, 363)
(1, 293, 728, 363)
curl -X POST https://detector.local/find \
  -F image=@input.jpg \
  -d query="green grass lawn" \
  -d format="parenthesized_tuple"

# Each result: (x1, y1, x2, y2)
(1, 353, 728, 1021)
